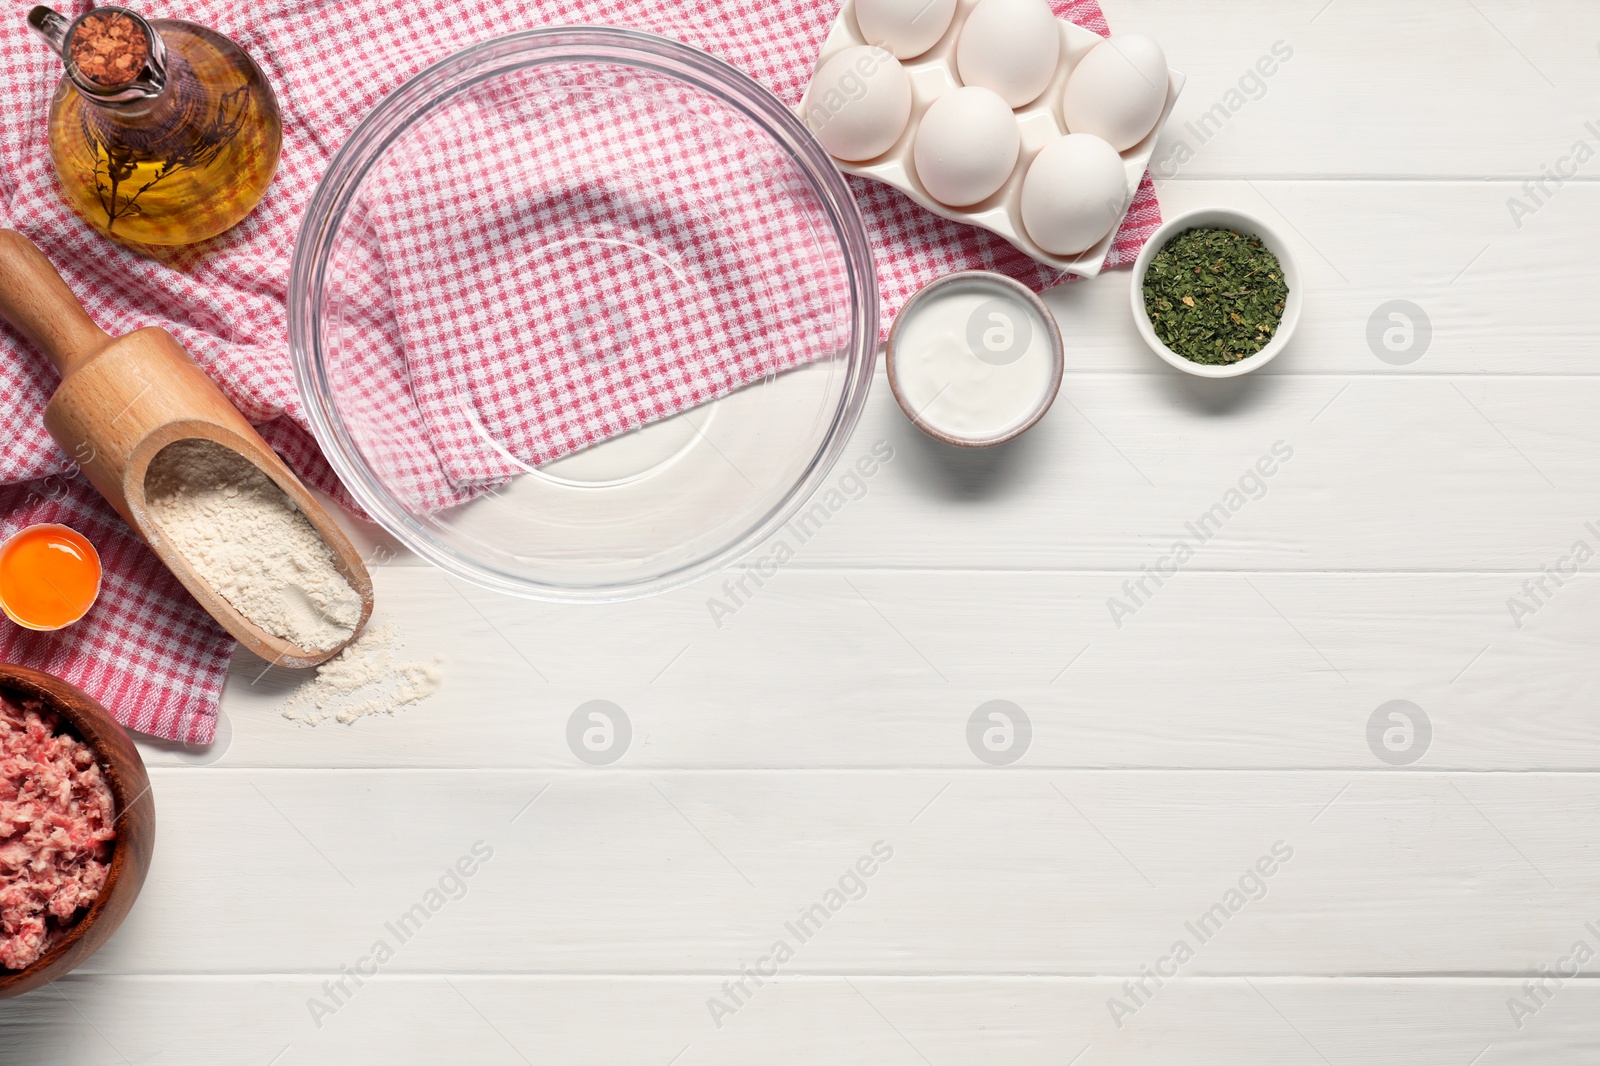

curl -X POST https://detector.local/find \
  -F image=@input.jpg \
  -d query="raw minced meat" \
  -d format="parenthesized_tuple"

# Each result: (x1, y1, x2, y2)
(0, 692, 116, 970)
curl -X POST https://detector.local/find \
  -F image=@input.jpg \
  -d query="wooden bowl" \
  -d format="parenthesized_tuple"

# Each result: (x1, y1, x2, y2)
(0, 664, 154, 999)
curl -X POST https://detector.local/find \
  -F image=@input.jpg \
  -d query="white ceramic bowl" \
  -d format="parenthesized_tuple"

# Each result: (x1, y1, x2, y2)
(1129, 207, 1303, 378)
(886, 271, 1064, 448)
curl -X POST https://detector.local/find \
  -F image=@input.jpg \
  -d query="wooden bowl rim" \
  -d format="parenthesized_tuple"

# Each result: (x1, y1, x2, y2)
(0, 663, 152, 990)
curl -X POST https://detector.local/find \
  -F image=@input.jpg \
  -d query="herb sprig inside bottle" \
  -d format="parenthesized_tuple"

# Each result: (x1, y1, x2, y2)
(26, 5, 281, 246)
(1142, 228, 1288, 365)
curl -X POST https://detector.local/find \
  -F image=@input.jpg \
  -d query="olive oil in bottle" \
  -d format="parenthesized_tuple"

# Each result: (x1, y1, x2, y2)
(28, 5, 281, 246)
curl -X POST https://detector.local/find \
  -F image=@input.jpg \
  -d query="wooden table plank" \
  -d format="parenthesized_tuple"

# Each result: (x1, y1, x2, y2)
(134, 567, 1600, 770)
(75, 769, 1599, 977)
(6, 975, 1596, 1065)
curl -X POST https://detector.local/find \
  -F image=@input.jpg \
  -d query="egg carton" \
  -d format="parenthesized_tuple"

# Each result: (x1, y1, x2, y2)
(799, 0, 1185, 278)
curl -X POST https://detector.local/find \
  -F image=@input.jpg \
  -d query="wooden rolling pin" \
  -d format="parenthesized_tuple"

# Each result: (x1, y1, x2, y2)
(0, 230, 372, 667)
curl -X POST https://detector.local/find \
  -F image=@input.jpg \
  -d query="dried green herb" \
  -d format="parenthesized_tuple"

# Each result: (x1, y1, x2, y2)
(1142, 228, 1288, 365)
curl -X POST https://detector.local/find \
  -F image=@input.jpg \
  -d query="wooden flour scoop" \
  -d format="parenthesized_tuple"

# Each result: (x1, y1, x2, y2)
(0, 230, 372, 667)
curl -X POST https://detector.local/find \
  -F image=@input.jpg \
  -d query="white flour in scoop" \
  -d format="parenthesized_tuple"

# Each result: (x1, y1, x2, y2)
(143, 439, 361, 652)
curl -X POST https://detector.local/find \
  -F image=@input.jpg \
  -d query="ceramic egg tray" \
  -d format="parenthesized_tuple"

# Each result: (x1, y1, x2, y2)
(800, 0, 1185, 277)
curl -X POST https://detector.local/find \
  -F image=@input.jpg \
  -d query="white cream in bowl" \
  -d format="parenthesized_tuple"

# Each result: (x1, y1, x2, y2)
(887, 271, 1063, 447)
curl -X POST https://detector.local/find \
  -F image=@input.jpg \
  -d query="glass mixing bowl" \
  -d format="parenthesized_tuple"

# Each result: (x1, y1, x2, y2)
(290, 27, 877, 601)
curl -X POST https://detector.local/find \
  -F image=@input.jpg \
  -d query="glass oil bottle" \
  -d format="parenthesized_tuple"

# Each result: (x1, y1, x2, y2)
(27, 5, 282, 246)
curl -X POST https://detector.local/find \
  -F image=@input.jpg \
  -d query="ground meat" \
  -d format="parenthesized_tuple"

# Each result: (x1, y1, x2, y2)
(0, 692, 116, 970)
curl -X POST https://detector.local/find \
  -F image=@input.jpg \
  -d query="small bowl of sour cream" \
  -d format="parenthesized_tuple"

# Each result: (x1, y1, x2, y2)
(886, 271, 1064, 448)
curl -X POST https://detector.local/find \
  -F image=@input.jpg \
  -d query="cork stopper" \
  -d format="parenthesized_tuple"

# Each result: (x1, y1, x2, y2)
(68, 9, 150, 88)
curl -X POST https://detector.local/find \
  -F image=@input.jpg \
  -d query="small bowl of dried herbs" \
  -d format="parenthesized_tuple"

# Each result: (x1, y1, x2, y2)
(1131, 208, 1302, 377)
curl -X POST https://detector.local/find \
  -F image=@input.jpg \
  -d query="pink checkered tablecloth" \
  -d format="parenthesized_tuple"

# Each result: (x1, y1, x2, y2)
(0, 0, 1160, 743)
(350, 62, 854, 510)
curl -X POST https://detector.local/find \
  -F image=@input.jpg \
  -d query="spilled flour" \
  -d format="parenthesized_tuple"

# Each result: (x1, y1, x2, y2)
(144, 439, 361, 651)
(283, 625, 443, 726)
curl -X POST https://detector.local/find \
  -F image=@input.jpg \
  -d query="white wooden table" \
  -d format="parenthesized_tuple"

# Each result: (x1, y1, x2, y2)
(6, 0, 1600, 1061)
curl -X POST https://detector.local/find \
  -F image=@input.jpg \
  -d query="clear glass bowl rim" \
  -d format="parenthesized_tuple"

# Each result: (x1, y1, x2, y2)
(288, 25, 879, 603)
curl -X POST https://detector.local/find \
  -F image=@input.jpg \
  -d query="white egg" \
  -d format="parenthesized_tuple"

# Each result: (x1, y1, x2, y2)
(1061, 34, 1169, 151)
(854, 0, 958, 59)
(804, 45, 913, 161)
(954, 0, 1061, 109)
(1020, 133, 1127, 256)
(913, 87, 1020, 207)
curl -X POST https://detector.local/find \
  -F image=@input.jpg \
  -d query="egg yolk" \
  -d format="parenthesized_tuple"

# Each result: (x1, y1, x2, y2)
(0, 525, 102, 630)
